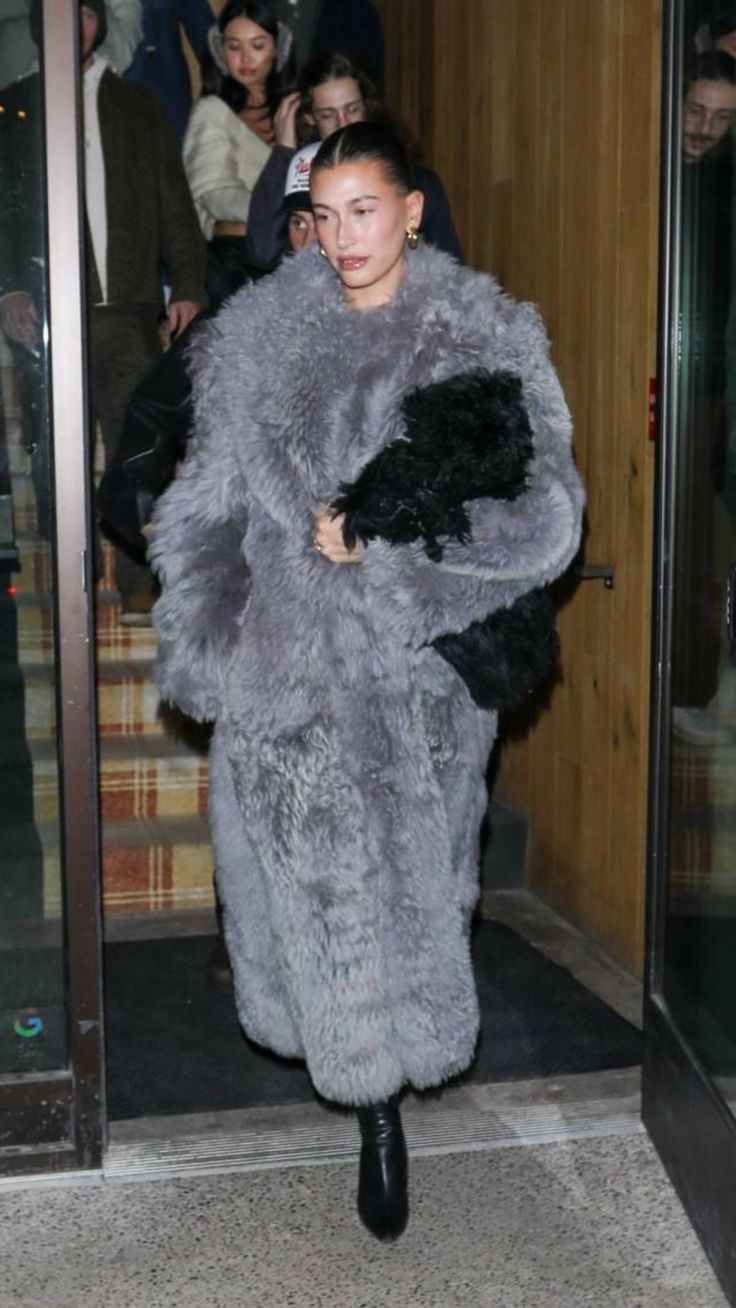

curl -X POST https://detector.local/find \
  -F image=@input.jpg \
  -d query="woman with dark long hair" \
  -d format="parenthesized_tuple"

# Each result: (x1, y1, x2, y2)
(183, 0, 297, 302)
(245, 50, 463, 271)
(151, 123, 584, 1241)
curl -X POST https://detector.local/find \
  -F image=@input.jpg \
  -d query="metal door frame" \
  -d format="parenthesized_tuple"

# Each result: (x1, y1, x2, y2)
(0, 0, 104, 1179)
(644, 1, 736, 1298)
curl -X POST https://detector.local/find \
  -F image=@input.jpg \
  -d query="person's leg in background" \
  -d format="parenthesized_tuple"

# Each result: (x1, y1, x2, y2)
(89, 303, 161, 623)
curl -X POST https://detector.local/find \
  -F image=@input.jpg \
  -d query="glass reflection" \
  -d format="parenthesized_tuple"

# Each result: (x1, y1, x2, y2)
(0, 4, 67, 1074)
(666, 1, 736, 1087)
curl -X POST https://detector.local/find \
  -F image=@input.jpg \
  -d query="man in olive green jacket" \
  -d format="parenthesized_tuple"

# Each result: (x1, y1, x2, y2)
(80, 0, 205, 619)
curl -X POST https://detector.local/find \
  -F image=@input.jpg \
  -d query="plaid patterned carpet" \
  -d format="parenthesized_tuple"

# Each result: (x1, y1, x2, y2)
(669, 736, 736, 902)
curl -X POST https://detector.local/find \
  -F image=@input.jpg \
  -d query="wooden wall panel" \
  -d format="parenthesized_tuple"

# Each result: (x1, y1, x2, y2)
(382, 0, 662, 974)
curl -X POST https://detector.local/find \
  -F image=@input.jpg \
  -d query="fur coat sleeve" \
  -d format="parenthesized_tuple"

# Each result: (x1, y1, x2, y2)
(148, 315, 251, 721)
(357, 297, 584, 649)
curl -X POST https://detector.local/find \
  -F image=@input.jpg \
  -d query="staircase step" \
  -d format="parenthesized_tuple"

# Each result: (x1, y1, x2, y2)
(11, 533, 118, 595)
(668, 739, 736, 901)
(98, 659, 172, 736)
(13, 589, 158, 665)
(482, 801, 527, 892)
(10, 471, 40, 536)
(7, 535, 51, 595)
(0, 659, 171, 738)
(21, 815, 214, 917)
(29, 733, 210, 822)
(101, 814, 215, 914)
(0, 661, 56, 738)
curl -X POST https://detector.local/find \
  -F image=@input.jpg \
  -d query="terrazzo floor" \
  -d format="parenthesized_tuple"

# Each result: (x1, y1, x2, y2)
(0, 1133, 728, 1308)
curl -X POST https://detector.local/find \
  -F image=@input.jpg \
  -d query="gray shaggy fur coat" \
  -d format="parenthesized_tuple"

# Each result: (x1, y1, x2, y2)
(150, 243, 585, 1106)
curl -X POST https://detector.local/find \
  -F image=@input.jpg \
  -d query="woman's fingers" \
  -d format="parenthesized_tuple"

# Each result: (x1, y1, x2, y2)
(274, 92, 301, 148)
(313, 510, 363, 563)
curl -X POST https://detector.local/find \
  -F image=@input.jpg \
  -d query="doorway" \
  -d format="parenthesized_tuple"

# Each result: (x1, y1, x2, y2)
(644, 2, 736, 1301)
(0, 0, 102, 1178)
(0, 0, 692, 1216)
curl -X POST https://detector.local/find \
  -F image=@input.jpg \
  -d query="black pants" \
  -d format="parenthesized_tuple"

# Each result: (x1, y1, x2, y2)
(206, 236, 259, 307)
(89, 304, 161, 599)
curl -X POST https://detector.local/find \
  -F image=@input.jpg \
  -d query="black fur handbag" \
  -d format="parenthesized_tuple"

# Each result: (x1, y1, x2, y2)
(331, 369, 560, 711)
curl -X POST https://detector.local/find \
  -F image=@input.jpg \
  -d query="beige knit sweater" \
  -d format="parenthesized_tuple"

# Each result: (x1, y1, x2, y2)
(183, 95, 272, 240)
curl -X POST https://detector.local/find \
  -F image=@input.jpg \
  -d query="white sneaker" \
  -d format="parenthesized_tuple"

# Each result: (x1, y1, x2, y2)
(672, 705, 734, 746)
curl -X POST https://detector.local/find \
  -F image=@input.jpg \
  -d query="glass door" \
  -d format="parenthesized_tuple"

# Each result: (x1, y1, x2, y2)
(645, 0, 736, 1299)
(0, 0, 103, 1177)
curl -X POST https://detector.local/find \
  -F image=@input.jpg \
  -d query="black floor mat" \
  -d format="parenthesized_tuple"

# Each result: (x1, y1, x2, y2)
(104, 921, 642, 1120)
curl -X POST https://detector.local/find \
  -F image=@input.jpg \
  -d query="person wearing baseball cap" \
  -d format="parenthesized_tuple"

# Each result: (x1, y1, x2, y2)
(281, 141, 320, 252)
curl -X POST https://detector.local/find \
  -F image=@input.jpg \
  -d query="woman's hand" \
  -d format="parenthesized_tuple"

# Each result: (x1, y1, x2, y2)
(313, 510, 364, 564)
(274, 92, 301, 149)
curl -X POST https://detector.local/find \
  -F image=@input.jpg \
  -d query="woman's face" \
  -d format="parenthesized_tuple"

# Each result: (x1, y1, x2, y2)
(288, 209, 317, 252)
(311, 159, 423, 310)
(308, 78, 367, 139)
(222, 17, 275, 90)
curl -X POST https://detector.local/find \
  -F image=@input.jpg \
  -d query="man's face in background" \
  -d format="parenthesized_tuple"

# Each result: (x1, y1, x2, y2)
(80, 6, 99, 65)
(683, 77, 736, 160)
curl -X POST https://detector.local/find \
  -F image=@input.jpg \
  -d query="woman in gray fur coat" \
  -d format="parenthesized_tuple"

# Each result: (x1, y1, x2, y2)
(150, 123, 584, 1240)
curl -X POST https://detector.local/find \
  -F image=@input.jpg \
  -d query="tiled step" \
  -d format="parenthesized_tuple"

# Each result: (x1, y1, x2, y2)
(29, 733, 210, 823)
(14, 588, 157, 665)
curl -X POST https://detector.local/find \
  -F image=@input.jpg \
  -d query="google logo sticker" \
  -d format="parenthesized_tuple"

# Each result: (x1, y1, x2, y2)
(13, 1010, 44, 1039)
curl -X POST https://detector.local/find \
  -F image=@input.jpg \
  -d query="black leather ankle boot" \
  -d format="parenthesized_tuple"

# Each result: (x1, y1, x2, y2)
(356, 1097, 409, 1241)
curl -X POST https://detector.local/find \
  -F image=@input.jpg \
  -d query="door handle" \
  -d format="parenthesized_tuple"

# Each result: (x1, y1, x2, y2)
(574, 564, 615, 589)
(726, 565, 736, 642)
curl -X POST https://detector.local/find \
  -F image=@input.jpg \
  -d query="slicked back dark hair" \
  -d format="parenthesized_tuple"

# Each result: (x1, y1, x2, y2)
(311, 122, 415, 194)
(200, 0, 296, 119)
(686, 50, 736, 91)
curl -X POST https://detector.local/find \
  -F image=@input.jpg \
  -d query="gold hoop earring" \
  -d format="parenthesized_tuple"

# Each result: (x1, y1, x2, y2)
(406, 228, 420, 249)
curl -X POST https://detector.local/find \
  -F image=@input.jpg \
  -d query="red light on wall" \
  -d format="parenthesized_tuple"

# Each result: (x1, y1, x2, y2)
(648, 378, 658, 442)
(5, 585, 17, 596)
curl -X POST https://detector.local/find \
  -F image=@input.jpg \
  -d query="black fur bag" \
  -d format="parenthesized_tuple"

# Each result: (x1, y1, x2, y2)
(432, 588, 560, 710)
(333, 369, 533, 562)
(331, 369, 560, 711)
